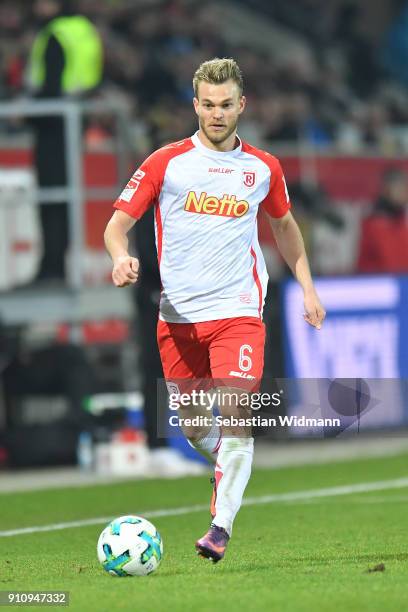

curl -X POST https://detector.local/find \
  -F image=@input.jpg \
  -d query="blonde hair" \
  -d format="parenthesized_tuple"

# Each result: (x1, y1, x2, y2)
(193, 58, 243, 97)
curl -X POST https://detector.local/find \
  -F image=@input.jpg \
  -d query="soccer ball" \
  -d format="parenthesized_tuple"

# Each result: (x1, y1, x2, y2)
(97, 515, 163, 577)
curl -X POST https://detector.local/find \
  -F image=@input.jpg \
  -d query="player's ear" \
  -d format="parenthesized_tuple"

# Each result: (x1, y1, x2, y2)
(238, 95, 246, 114)
(193, 97, 199, 115)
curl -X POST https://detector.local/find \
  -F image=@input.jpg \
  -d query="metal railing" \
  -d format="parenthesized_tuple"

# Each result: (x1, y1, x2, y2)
(0, 98, 132, 290)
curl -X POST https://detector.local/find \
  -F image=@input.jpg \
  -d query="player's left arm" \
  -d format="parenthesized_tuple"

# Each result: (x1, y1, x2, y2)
(269, 211, 326, 329)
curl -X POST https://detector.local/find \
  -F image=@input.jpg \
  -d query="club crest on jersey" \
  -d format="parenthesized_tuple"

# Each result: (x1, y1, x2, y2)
(243, 171, 256, 187)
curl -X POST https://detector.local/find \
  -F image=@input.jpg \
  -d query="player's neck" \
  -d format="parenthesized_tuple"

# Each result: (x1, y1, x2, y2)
(197, 129, 239, 152)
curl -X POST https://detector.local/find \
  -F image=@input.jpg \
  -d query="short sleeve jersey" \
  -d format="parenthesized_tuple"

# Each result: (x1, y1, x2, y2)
(114, 132, 291, 323)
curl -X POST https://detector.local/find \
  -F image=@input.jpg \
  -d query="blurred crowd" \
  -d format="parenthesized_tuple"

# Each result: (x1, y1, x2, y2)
(1, 0, 408, 153)
(0, 0, 407, 280)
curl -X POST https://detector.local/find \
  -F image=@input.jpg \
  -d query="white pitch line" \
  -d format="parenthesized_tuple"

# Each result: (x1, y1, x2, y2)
(1, 476, 408, 538)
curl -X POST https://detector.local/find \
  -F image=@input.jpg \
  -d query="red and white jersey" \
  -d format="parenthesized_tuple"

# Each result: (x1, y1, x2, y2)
(114, 132, 291, 323)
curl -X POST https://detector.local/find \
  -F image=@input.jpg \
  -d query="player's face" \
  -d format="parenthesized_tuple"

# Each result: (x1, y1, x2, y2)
(193, 80, 246, 149)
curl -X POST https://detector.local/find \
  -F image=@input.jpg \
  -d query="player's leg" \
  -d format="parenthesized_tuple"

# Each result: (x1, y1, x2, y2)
(195, 317, 265, 561)
(157, 320, 222, 464)
(209, 385, 254, 533)
(195, 385, 253, 562)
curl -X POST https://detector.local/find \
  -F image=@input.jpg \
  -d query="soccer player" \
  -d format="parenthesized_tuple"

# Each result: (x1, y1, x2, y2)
(104, 58, 325, 563)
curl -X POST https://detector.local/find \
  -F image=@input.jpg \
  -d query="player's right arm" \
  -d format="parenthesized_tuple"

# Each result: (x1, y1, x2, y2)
(104, 210, 139, 287)
(105, 149, 164, 287)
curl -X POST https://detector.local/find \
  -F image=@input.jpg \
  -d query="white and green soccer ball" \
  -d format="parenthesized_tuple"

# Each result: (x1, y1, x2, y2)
(97, 515, 163, 577)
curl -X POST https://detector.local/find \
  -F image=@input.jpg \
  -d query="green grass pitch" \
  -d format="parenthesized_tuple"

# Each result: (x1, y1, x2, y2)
(1, 452, 407, 612)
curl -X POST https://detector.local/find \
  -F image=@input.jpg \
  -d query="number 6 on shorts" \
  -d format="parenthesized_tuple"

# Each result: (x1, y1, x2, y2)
(238, 344, 253, 371)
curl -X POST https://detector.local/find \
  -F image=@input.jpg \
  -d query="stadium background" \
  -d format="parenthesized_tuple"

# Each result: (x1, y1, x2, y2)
(0, 0, 407, 472)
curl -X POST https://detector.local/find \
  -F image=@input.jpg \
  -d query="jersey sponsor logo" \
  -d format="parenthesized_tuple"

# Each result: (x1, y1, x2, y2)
(119, 169, 145, 203)
(184, 191, 249, 218)
(208, 167, 235, 174)
(228, 371, 256, 380)
(243, 171, 256, 187)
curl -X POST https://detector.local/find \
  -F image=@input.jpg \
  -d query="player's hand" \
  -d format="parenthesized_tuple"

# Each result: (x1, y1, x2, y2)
(303, 289, 326, 330)
(112, 255, 140, 287)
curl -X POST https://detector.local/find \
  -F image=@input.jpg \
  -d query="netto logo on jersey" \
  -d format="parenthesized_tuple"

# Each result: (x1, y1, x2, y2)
(184, 191, 249, 218)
